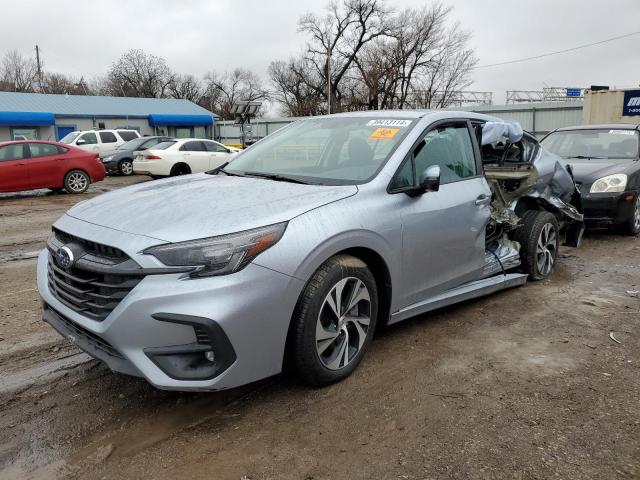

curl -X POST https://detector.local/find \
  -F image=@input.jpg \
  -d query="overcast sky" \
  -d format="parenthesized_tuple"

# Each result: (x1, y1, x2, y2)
(1, 0, 639, 111)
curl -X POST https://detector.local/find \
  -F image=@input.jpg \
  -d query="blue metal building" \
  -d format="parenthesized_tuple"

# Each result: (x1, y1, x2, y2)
(0, 91, 218, 141)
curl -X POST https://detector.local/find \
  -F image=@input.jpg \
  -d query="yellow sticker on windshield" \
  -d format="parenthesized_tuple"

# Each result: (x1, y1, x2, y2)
(369, 127, 400, 141)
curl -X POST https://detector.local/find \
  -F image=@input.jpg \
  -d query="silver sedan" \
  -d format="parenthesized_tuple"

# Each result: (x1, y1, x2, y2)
(37, 110, 583, 391)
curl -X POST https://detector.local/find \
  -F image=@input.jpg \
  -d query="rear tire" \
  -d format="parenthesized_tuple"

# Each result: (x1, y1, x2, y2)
(63, 170, 90, 194)
(290, 255, 378, 387)
(170, 163, 191, 176)
(617, 196, 640, 236)
(119, 159, 134, 176)
(514, 210, 559, 281)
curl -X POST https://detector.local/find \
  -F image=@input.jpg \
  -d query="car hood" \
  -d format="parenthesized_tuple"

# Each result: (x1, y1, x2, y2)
(564, 158, 636, 183)
(66, 173, 357, 242)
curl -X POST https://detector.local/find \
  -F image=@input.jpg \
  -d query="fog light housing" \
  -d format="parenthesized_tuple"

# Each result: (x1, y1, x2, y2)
(144, 313, 236, 381)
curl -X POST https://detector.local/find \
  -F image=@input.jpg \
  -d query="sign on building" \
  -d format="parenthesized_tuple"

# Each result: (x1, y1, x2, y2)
(566, 88, 582, 98)
(623, 90, 640, 116)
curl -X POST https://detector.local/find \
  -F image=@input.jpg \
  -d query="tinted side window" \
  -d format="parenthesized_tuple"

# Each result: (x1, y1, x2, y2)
(180, 141, 206, 152)
(99, 131, 118, 143)
(28, 143, 59, 158)
(413, 124, 476, 185)
(204, 141, 228, 153)
(117, 130, 138, 141)
(79, 132, 98, 145)
(0, 144, 26, 161)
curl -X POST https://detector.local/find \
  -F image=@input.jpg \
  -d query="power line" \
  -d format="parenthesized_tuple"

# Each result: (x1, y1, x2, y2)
(475, 30, 640, 69)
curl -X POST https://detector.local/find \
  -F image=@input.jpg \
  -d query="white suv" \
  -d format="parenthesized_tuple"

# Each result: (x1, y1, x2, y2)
(60, 129, 141, 158)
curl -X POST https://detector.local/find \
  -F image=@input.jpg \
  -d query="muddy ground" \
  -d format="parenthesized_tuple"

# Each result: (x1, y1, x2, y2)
(0, 176, 639, 480)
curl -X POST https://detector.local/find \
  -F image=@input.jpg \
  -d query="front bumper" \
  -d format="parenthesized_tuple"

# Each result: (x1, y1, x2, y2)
(37, 246, 304, 391)
(102, 159, 120, 175)
(581, 190, 637, 226)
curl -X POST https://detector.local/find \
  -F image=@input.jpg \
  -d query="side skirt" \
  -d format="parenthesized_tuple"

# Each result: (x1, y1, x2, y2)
(388, 273, 527, 325)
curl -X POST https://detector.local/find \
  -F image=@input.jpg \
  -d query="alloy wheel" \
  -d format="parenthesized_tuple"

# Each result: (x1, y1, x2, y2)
(633, 197, 640, 232)
(536, 222, 557, 276)
(120, 161, 133, 175)
(68, 172, 88, 192)
(315, 277, 371, 370)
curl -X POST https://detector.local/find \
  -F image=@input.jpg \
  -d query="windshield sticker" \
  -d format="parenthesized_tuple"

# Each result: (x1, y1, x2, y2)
(366, 119, 412, 128)
(369, 127, 400, 141)
(609, 130, 636, 135)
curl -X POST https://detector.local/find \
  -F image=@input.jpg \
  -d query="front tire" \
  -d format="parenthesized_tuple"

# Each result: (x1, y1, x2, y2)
(63, 170, 90, 194)
(119, 159, 134, 176)
(515, 210, 559, 281)
(618, 196, 640, 236)
(290, 255, 378, 387)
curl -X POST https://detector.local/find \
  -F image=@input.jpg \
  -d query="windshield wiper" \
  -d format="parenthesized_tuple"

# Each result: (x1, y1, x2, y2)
(565, 155, 608, 160)
(243, 172, 309, 184)
(206, 162, 247, 177)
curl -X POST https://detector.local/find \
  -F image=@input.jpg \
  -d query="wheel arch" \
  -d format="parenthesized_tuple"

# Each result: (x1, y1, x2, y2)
(281, 243, 394, 372)
(170, 162, 191, 175)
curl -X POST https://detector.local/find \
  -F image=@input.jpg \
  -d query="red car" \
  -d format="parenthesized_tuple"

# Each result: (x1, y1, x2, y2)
(0, 140, 105, 194)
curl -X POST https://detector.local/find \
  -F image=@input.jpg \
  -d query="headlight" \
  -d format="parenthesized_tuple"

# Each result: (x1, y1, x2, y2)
(103, 156, 113, 161)
(589, 174, 627, 193)
(144, 223, 287, 277)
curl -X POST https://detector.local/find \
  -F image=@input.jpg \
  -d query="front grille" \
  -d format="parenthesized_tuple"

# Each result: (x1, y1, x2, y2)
(47, 305, 123, 359)
(47, 229, 145, 321)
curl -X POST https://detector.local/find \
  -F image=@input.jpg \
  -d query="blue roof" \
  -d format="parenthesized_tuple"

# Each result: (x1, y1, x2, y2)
(0, 91, 217, 119)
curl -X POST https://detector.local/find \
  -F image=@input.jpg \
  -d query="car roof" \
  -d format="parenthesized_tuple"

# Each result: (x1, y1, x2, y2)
(312, 110, 508, 124)
(554, 123, 640, 132)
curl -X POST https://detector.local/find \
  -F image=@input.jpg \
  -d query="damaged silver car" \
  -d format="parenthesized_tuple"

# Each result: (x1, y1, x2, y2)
(38, 110, 583, 391)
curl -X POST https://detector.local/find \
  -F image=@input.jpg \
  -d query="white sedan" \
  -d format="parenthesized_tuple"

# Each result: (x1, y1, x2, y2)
(133, 139, 239, 177)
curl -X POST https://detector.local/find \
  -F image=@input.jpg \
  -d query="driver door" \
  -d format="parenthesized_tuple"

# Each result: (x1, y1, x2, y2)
(392, 120, 492, 308)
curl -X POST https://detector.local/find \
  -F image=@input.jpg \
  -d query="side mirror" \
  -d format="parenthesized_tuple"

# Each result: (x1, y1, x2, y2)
(76, 139, 87, 145)
(418, 165, 440, 193)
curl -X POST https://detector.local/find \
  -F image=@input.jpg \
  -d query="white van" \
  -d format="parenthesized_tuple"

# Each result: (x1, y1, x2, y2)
(60, 129, 141, 158)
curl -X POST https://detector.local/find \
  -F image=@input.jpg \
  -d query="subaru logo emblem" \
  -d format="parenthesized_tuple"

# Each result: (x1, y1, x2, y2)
(56, 246, 74, 269)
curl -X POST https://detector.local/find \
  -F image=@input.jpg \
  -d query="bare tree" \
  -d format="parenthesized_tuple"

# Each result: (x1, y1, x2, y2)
(104, 49, 174, 98)
(0, 50, 38, 92)
(168, 74, 203, 103)
(41, 72, 91, 95)
(271, 0, 477, 114)
(298, 0, 389, 113)
(269, 59, 325, 116)
(201, 68, 270, 119)
(407, 25, 477, 108)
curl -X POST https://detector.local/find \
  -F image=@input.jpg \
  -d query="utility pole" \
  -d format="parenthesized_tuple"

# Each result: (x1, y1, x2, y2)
(326, 45, 332, 115)
(35, 45, 43, 92)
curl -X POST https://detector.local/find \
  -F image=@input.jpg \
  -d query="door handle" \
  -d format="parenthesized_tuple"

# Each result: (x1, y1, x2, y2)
(475, 194, 492, 206)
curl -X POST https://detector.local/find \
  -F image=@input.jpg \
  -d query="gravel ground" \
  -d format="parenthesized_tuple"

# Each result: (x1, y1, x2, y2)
(0, 176, 639, 480)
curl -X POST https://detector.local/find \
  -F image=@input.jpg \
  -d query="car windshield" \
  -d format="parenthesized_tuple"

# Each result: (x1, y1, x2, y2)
(542, 129, 639, 159)
(152, 141, 177, 150)
(60, 132, 80, 144)
(225, 116, 417, 185)
(118, 137, 148, 150)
